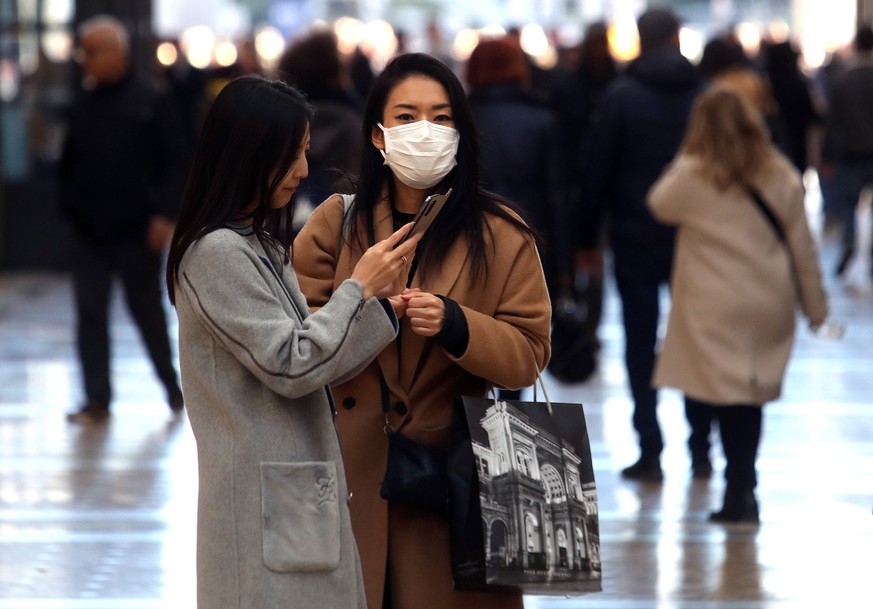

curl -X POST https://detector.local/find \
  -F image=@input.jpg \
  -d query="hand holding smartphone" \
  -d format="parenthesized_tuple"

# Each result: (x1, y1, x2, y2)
(397, 188, 452, 246)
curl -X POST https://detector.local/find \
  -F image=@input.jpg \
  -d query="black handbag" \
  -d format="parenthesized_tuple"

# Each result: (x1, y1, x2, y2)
(377, 372, 449, 514)
(380, 430, 448, 514)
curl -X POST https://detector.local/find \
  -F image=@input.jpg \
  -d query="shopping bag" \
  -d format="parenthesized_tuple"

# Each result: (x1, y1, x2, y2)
(448, 387, 602, 596)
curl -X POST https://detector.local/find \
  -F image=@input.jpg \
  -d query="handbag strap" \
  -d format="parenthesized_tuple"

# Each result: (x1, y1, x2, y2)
(490, 370, 553, 416)
(748, 187, 786, 243)
(747, 186, 803, 293)
(379, 372, 394, 434)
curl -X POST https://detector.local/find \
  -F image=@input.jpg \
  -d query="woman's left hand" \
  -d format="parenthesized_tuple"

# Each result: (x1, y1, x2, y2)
(403, 291, 445, 336)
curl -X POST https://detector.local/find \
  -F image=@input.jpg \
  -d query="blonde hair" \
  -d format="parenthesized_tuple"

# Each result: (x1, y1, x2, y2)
(680, 86, 772, 191)
(712, 67, 776, 117)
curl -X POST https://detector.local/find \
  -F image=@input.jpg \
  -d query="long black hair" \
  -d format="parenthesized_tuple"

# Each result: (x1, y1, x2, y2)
(348, 52, 536, 283)
(166, 75, 313, 304)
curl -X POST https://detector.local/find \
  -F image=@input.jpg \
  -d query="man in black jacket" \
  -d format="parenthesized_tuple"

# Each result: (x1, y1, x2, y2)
(821, 24, 873, 277)
(578, 8, 709, 481)
(60, 15, 187, 423)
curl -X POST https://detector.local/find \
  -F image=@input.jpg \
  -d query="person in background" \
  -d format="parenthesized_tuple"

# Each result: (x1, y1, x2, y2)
(59, 15, 187, 423)
(698, 35, 777, 128)
(161, 40, 209, 158)
(293, 53, 551, 609)
(551, 21, 618, 196)
(579, 7, 709, 481)
(465, 37, 564, 399)
(648, 87, 829, 523)
(550, 21, 619, 374)
(466, 37, 565, 303)
(763, 39, 821, 176)
(166, 75, 420, 609)
(349, 45, 376, 101)
(504, 25, 553, 102)
(195, 38, 263, 133)
(812, 49, 848, 234)
(821, 24, 873, 277)
(278, 27, 363, 217)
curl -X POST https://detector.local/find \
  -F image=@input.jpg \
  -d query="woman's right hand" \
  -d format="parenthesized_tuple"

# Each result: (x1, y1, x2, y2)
(351, 223, 422, 300)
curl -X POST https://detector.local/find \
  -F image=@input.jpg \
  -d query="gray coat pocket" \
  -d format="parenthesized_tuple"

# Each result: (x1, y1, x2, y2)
(260, 461, 340, 572)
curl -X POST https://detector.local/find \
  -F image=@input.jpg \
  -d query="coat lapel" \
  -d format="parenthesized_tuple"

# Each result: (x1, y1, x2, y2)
(373, 197, 474, 401)
(370, 199, 407, 399)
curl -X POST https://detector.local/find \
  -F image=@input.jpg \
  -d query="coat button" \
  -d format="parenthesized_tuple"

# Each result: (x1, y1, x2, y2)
(394, 401, 408, 415)
(342, 397, 356, 410)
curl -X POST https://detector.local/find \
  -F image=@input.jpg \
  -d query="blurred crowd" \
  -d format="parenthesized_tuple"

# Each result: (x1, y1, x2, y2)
(153, 17, 873, 282)
(58, 9, 871, 528)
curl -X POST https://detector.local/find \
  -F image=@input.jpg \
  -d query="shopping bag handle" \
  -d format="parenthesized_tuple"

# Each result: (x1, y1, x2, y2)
(489, 370, 553, 416)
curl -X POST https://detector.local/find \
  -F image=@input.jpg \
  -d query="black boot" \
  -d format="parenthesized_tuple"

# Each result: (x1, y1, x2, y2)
(709, 488, 759, 524)
(620, 456, 663, 482)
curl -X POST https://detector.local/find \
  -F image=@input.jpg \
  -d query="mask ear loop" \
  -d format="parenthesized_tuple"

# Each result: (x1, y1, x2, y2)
(376, 123, 389, 162)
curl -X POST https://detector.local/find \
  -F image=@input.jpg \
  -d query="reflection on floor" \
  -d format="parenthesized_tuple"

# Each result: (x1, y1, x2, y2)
(1, 190, 872, 608)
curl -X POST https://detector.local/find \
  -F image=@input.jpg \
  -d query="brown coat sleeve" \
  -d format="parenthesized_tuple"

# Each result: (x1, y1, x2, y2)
(293, 195, 348, 311)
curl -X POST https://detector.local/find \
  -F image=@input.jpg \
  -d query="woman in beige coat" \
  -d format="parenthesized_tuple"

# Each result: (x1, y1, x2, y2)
(648, 87, 828, 523)
(294, 53, 551, 608)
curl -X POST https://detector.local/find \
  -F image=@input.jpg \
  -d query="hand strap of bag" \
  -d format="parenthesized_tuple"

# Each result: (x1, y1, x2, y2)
(489, 370, 553, 416)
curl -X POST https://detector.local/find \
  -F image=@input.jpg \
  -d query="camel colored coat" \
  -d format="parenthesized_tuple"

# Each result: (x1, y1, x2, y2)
(175, 228, 399, 609)
(648, 154, 828, 405)
(293, 195, 551, 609)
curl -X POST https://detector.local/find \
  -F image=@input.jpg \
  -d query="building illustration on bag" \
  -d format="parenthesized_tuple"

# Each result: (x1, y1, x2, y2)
(471, 400, 601, 581)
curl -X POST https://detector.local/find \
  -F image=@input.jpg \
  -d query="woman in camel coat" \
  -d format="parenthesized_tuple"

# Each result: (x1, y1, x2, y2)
(294, 53, 551, 609)
(648, 86, 828, 523)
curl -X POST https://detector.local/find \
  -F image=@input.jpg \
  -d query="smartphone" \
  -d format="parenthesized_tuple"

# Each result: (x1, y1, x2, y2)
(397, 188, 452, 245)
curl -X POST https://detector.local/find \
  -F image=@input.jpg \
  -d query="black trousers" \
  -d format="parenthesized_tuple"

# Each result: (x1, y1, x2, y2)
(685, 396, 763, 490)
(71, 235, 181, 408)
(613, 245, 713, 460)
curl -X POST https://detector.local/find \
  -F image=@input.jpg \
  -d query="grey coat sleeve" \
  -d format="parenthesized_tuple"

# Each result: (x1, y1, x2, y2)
(178, 233, 397, 398)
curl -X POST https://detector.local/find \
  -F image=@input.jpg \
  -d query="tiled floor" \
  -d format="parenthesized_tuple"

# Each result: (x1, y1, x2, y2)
(1, 187, 872, 608)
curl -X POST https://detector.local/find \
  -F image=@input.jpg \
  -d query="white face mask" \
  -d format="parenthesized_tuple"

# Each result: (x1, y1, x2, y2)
(378, 121, 460, 189)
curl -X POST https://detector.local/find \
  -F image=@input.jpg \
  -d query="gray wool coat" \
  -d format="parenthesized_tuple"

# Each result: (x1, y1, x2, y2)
(648, 154, 828, 405)
(174, 227, 398, 609)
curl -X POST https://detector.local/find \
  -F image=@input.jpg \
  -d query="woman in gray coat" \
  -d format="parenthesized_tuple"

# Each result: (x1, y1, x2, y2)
(648, 86, 829, 524)
(165, 76, 421, 609)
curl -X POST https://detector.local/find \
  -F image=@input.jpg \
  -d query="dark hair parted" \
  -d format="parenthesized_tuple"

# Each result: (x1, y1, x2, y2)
(348, 52, 536, 283)
(166, 75, 313, 304)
